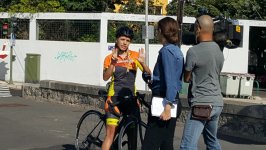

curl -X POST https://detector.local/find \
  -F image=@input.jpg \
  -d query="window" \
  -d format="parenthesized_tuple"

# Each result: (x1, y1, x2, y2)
(107, 20, 159, 44)
(37, 19, 100, 42)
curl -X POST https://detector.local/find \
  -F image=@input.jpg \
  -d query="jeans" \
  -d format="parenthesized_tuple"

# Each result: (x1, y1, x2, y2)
(180, 106, 223, 150)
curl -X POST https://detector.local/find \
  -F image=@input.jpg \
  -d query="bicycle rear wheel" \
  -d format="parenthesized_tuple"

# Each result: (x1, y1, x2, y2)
(75, 110, 106, 150)
(118, 120, 147, 150)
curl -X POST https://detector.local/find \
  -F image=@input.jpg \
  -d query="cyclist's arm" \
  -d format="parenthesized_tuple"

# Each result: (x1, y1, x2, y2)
(103, 65, 115, 81)
(136, 49, 151, 74)
(135, 59, 151, 74)
(103, 55, 115, 81)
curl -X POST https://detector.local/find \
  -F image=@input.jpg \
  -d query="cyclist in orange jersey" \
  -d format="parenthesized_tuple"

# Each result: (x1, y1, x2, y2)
(102, 26, 151, 150)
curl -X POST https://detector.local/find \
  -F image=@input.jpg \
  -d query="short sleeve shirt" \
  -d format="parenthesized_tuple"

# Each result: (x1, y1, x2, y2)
(185, 41, 224, 106)
(104, 50, 143, 97)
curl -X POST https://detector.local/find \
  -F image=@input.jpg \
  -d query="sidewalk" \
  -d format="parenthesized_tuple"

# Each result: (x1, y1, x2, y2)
(0, 80, 266, 105)
(223, 88, 266, 105)
(1, 80, 266, 104)
(0, 80, 23, 97)
(0, 80, 23, 89)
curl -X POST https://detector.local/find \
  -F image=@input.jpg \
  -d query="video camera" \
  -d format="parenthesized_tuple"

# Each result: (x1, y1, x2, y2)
(182, 8, 243, 50)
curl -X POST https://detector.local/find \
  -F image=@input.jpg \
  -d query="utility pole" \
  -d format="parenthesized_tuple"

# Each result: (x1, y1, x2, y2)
(145, 0, 149, 67)
(177, 0, 185, 47)
(177, 0, 197, 47)
(9, 45, 13, 84)
(9, 17, 17, 84)
(145, 0, 149, 91)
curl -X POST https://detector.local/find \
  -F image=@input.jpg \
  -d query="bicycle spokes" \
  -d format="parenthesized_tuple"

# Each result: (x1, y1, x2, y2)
(75, 110, 106, 150)
(86, 121, 105, 147)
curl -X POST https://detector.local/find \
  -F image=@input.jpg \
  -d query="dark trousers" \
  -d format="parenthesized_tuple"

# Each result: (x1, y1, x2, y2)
(142, 111, 177, 150)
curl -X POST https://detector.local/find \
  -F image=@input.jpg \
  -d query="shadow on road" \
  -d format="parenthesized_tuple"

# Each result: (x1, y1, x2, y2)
(218, 134, 266, 145)
(29, 144, 76, 150)
(62, 144, 76, 150)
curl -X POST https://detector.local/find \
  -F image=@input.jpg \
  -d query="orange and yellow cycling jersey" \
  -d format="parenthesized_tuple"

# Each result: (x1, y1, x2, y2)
(103, 50, 143, 97)
(103, 50, 143, 125)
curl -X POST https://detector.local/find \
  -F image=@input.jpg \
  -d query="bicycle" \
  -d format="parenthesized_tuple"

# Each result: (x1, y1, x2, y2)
(75, 89, 149, 150)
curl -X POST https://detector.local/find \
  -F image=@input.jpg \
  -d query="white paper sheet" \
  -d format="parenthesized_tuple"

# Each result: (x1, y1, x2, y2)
(151, 97, 177, 118)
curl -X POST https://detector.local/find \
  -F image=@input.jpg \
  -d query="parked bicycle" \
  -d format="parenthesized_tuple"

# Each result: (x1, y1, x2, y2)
(75, 89, 149, 150)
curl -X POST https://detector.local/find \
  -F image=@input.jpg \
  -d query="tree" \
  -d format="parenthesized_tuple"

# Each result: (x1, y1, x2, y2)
(0, 0, 19, 12)
(0, 0, 117, 13)
(119, 0, 145, 14)
(167, 0, 266, 20)
(225, 0, 265, 20)
(7, 0, 65, 13)
(60, 0, 114, 12)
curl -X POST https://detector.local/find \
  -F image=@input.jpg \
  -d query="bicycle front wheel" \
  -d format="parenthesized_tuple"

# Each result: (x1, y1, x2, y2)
(118, 120, 147, 150)
(75, 110, 106, 150)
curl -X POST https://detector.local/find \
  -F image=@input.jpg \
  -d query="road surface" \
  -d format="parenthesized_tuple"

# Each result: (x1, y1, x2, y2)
(0, 96, 265, 150)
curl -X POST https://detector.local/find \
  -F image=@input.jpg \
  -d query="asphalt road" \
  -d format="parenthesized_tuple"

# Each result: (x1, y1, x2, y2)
(0, 96, 265, 150)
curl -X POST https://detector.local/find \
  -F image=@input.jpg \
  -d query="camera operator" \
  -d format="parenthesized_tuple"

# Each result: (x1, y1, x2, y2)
(180, 15, 224, 150)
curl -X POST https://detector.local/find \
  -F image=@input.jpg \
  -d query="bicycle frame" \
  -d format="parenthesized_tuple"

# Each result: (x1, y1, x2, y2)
(102, 91, 147, 150)
(112, 107, 144, 150)
(75, 90, 148, 150)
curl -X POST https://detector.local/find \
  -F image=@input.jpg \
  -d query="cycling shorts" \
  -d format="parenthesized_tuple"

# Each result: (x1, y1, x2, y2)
(105, 96, 121, 126)
(104, 96, 139, 126)
(106, 114, 120, 126)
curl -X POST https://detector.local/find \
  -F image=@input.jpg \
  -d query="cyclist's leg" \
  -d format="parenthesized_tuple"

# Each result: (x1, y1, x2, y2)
(102, 113, 120, 150)
(102, 125, 117, 150)
(102, 97, 120, 150)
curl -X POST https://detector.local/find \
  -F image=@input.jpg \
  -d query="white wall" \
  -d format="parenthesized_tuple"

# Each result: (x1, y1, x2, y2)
(1, 40, 102, 85)
(0, 13, 265, 91)
(38, 41, 101, 85)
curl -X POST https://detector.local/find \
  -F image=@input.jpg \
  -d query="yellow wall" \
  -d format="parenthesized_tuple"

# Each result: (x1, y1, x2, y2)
(114, 0, 168, 15)
(161, 0, 168, 15)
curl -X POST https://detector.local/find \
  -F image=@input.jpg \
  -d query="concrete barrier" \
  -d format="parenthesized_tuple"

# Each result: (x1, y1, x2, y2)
(22, 80, 266, 143)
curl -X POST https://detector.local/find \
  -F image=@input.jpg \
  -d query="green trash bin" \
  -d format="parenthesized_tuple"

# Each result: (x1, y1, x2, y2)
(25, 53, 41, 83)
